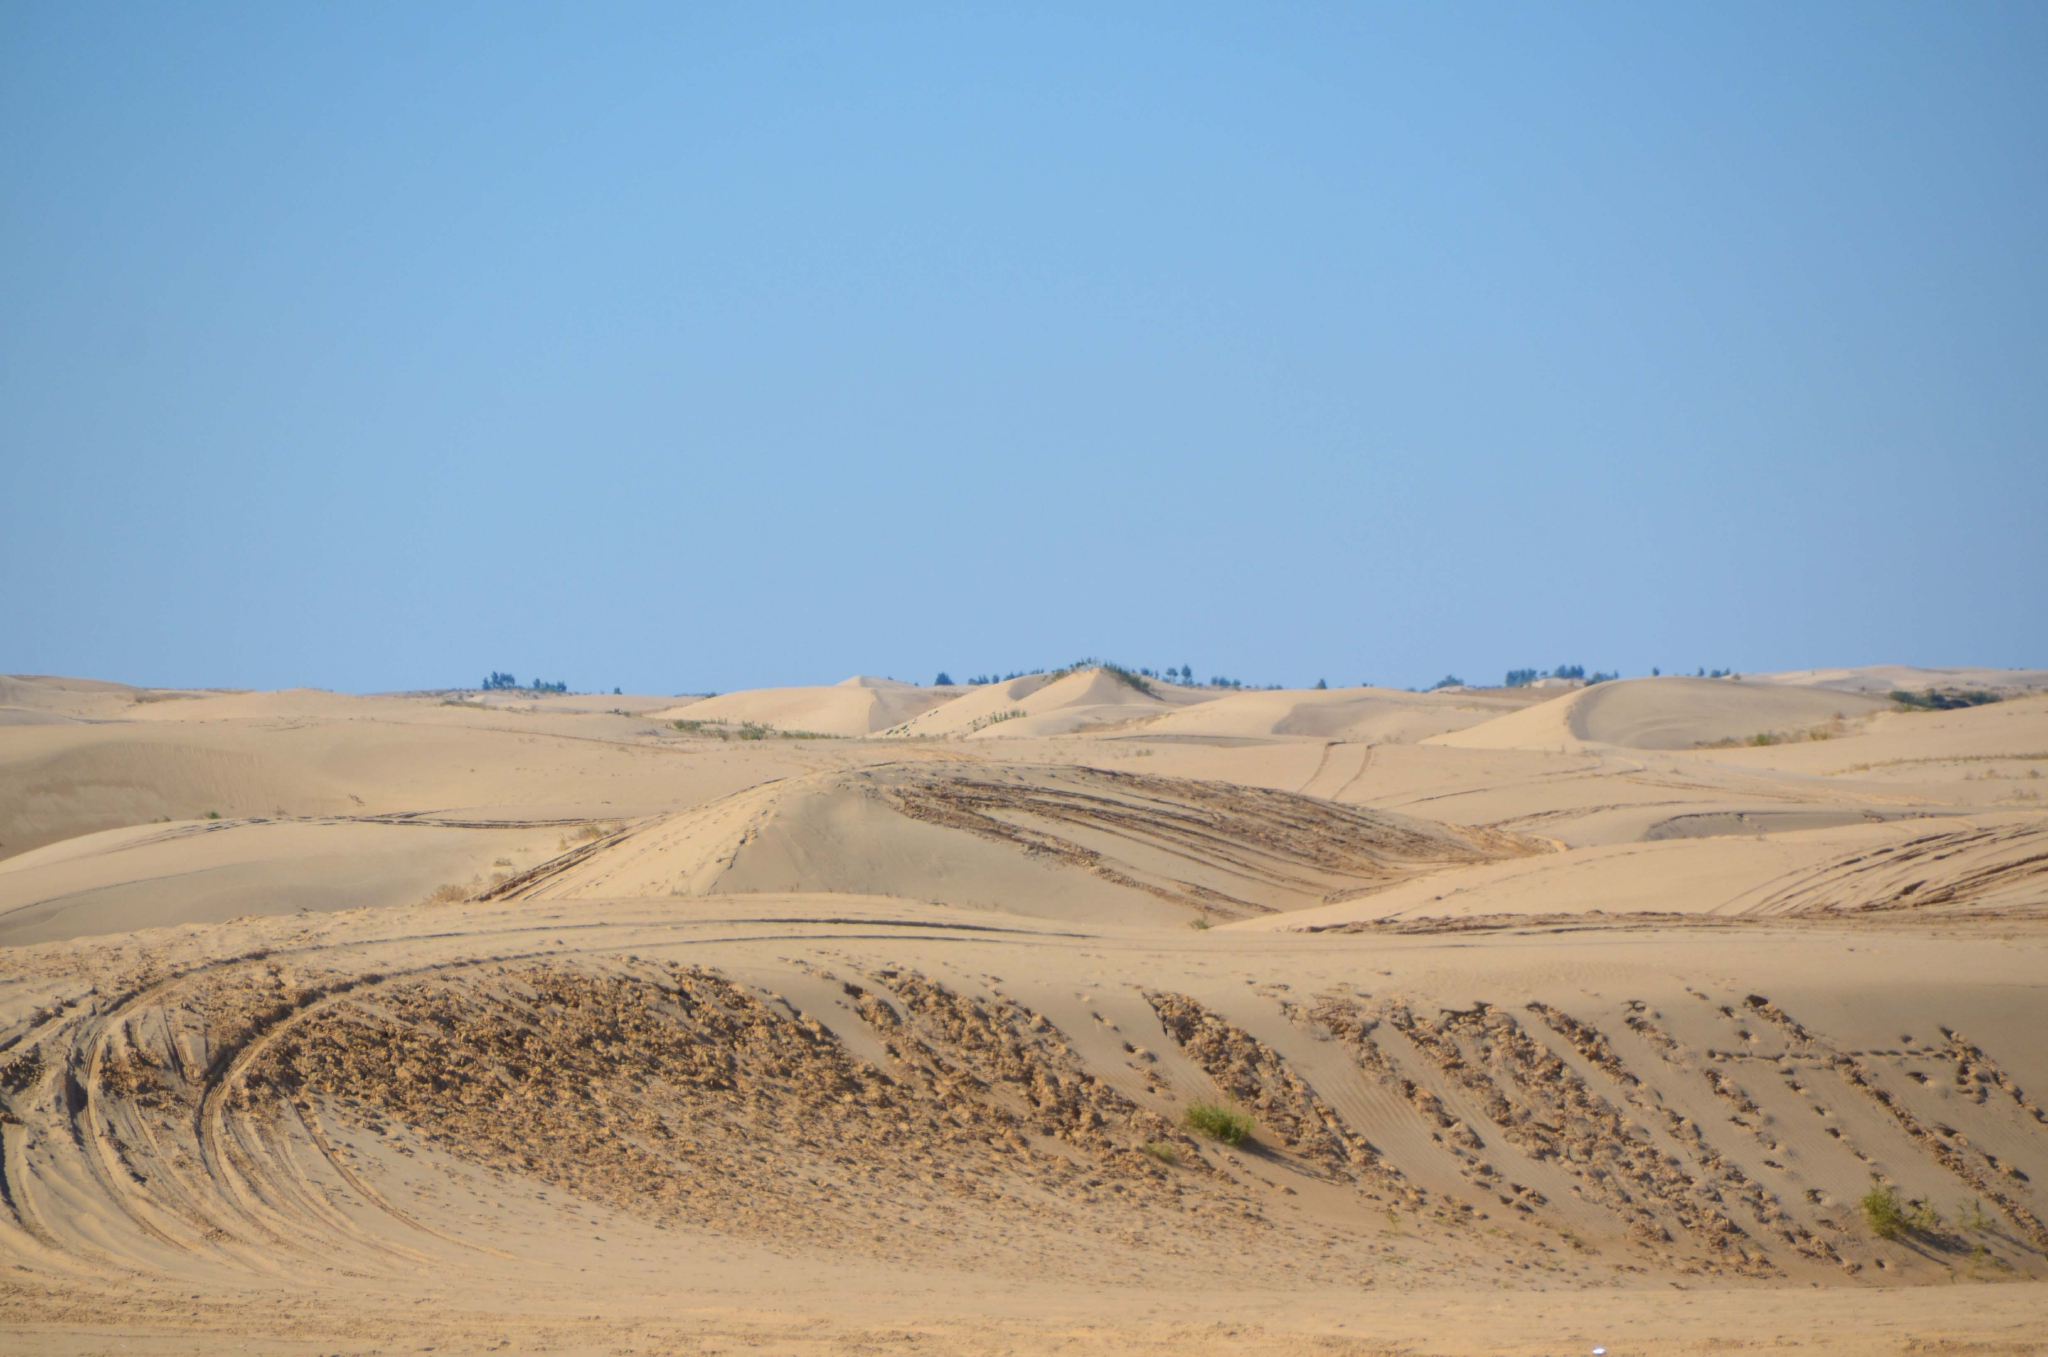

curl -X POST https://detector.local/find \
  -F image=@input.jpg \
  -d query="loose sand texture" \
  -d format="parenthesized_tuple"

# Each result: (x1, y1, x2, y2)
(1, 667, 2045, 1355)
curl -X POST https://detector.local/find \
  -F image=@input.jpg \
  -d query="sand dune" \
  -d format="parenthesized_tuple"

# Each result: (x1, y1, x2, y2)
(0, 814, 564, 947)
(1130, 684, 1540, 744)
(2, 668, 2045, 1354)
(1432, 675, 1892, 751)
(650, 674, 956, 735)
(493, 762, 1545, 923)
(1766, 664, 2048, 695)
(885, 666, 1209, 739)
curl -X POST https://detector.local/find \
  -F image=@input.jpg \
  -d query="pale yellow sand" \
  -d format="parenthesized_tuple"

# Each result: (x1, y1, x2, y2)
(2, 667, 2044, 1354)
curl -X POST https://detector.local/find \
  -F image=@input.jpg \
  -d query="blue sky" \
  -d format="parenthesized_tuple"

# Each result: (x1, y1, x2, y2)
(4, 3, 2043, 693)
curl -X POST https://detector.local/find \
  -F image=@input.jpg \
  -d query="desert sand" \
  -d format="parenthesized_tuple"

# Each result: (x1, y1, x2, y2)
(2, 666, 2046, 1355)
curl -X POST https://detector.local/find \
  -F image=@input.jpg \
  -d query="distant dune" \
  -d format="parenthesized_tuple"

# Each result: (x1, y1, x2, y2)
(1131, 684, 1541, 744)
(650, 674, 955, 736)
(883, 667, 1213, 738)
(1431, 674, 1892, 750)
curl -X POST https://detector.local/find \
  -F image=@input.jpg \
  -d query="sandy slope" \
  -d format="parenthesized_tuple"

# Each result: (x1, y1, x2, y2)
(1765, 664, 2048, 695)
(1430, 675, 1893, 751)
(2, 666, 2045, 1354)
(1129, 684, 1544, 745)
(883, 667, 1219, 739)
(489, 762, 1545, 923)
(650, 675, 957, 735)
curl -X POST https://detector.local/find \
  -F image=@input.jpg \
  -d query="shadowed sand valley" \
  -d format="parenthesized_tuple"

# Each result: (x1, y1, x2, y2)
(3, 667, 2047, 1355)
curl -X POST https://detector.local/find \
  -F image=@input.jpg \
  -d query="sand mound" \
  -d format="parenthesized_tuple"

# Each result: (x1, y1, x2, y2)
(0, 733, 354, 862)
(1132, 686, 1536, 744)
(0, 674, 150, 721)
(1731, 816, 2048, 920)
(496, 763, 1544, 922)
(9, 923, 2045, 1313)
(885, 667, 1210, 739)
(1764, 665, 2048, 696)
(878, 672, 1060, 736)
(1432, 677, 1890, 751)
(0, 815, 570, 946)
(648, 677, 955, 736)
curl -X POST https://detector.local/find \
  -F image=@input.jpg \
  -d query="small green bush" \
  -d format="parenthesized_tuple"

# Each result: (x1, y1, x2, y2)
(1892, 688, 2000, 711)
(1861, 1182, 1907, 1238)
(1141, 1141, 1180, 1165)
(1184, 1103, 1254, 1146)
(1861, 1181, 1942, 1239)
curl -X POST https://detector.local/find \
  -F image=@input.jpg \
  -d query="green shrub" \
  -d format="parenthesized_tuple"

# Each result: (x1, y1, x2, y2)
(1141, 1141, 1180, 1165)
(1892, 688, 2000, 711)
(1861, 1181, 1941, 1239)
(1861, 1182, 1907, 1238)
(1184, 1103, 1254, 1146)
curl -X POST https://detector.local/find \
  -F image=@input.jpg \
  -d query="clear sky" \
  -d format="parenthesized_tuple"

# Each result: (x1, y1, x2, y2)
(4, 4, 2043, 694)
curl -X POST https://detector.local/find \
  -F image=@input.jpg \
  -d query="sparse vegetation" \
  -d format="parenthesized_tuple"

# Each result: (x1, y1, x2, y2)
(1045, 659, 1157, 695)
(205, 810, 221, 820)
(670, 715, 834, 741)
(1183, 1102, 1254, 1146)
(1860, 1182, 1905, 1238)
(423, 883, 470, 905)
(1429, 675, 1464, 690)
(1860, 1179, 1943, 1240)
(1696, 722, 1844, 749)
(1892, 688, 2001, 712)
(480, 672, 566, 694)
(1141, 1141, 1181, 1165)
(968, 669, 1043, 686)
(966, 708, 1027, 733)
(1506, 664, 1614, 687)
